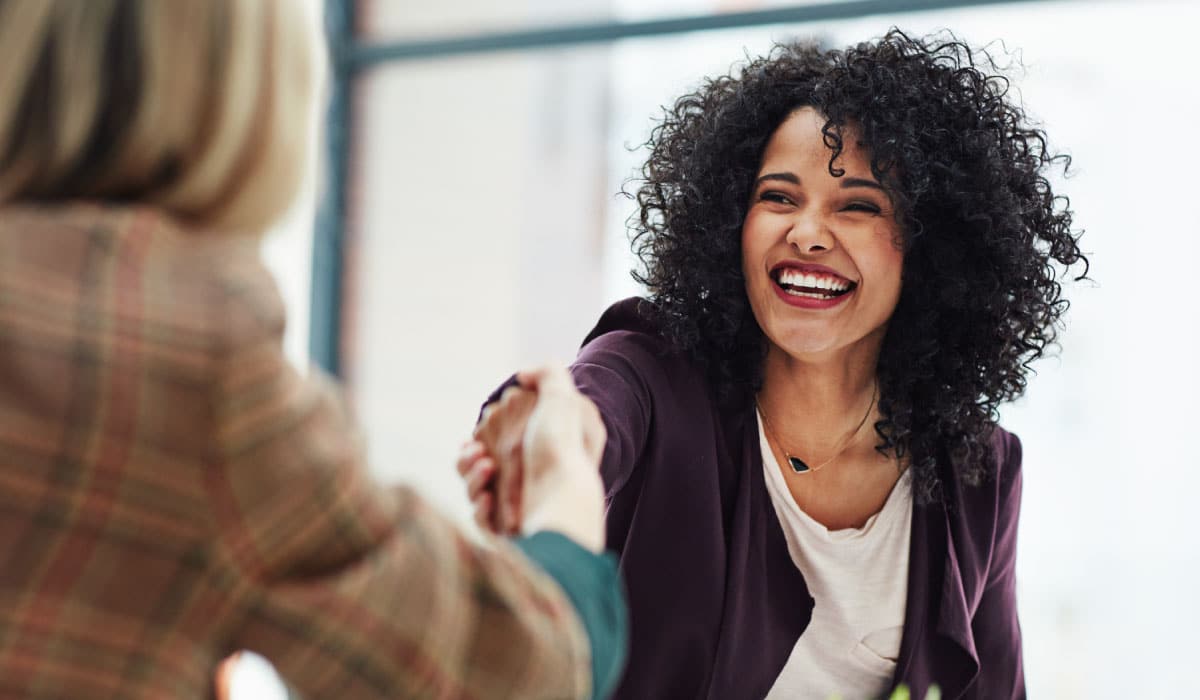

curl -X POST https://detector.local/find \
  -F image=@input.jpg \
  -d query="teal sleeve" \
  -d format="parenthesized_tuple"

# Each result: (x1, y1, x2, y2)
(513, 532, 628, 700)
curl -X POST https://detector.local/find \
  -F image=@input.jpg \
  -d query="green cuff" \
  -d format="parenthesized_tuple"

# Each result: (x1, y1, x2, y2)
(514, 532, 628, 700)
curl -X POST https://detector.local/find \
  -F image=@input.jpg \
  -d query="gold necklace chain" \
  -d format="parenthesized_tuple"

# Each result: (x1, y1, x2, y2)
(756, 381, 878, 474)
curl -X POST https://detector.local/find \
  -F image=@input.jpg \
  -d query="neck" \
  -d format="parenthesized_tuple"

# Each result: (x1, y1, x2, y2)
(757, 339, 882, 452)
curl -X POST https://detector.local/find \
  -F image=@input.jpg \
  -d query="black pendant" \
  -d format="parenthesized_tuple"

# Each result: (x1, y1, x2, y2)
(788, 456, 811, 473)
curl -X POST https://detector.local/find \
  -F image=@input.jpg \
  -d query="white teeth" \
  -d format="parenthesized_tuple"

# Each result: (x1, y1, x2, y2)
(785, 288, 833, 299)
(777, 269, 851, 292)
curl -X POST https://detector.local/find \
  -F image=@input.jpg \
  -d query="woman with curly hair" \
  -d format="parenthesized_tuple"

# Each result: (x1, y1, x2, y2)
(462, 28, 1085, 700)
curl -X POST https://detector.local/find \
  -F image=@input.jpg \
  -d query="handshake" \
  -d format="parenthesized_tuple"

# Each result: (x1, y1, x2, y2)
(457, 366, 608, 553)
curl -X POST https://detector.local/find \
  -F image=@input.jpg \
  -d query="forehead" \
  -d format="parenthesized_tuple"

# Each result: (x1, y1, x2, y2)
(759, 107, 871, 174)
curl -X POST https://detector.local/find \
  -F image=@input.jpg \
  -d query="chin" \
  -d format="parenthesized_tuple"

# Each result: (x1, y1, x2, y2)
(768, 331, 841, 360)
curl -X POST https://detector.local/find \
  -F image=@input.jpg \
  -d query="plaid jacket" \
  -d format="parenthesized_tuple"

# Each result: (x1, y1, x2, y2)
(0, 204, 592, 699)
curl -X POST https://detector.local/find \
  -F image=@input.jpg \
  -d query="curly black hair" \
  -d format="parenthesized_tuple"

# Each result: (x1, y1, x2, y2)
(629, 29, 1087, 504)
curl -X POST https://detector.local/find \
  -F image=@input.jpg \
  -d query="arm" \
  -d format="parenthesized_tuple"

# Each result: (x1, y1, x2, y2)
(206, 293, 613, 699)
(476, 331, 656, 502)
(968, 431, 1026, 698)
(569, 348, 652, 499)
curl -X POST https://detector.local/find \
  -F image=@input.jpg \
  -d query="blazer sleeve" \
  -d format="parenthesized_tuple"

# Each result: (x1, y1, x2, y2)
(204, 282, 599, 699)
(969, 430, 1026, 698)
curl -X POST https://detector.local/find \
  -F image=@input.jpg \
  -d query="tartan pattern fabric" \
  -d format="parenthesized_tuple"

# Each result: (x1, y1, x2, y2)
(0, 204, 592, 699)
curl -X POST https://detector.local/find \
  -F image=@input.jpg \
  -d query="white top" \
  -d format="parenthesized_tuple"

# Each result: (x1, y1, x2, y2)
(758, 411, 913, 700)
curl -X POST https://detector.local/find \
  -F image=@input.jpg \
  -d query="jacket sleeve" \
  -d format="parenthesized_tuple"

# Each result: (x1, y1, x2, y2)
(205, 280, 601, 699)
(569, 331, 656, 499)
(968, 431, 1026, 698)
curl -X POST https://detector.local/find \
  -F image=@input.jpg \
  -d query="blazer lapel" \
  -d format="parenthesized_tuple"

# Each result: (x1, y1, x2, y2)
(933, 508, 981, 698)
(893, 489, 980, 699)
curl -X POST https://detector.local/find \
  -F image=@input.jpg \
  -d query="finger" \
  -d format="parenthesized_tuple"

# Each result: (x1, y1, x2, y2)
(499, 385, 524, 405)
(465, 458, 496, 500)
(457, 441, 485, 475)
(497, 453, 525, 534)
(475, 388, 534, 445)
(475, 402, 499, 437)
(506, 461, 525, 536)
(473, 491, 496, 533)
(484, 391, 537, 460)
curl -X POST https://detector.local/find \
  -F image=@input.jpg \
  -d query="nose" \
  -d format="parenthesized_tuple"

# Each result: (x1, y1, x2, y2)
(784, 210, 836, 255)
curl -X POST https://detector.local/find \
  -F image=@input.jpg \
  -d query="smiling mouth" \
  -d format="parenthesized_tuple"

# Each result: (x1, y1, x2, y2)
(771, 269, 857, 300)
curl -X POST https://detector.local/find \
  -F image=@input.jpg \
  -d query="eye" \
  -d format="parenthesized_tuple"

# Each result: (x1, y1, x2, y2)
(758, 190, 794, 205)
(842, 201, 882, 215)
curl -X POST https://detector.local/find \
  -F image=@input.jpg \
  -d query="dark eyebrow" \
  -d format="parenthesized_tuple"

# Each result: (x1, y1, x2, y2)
(755, 172, 885, 192)
(754, 172, 800, 186)
(840, 177, 886, 192)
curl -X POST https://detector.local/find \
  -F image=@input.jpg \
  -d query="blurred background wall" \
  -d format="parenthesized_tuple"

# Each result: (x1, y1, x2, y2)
(246, 0, 1200, 696)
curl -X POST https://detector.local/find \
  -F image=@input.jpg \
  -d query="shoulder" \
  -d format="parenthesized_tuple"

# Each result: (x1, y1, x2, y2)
(581, 297, 665, 346)
(576, 297, 695, 383)
(0, 203, 286, 370)
(132, 208, 287, 359)
(988, 425, 1023, 499)
(573, 298, 724, 434)
(947, 425, 1024, 542)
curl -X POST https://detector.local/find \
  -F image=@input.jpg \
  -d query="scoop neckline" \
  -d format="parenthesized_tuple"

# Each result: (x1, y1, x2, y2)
(756, 408, 912, 543)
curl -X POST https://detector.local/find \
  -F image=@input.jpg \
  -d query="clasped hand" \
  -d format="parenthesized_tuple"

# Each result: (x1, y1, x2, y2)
(458, 365, 607, 553)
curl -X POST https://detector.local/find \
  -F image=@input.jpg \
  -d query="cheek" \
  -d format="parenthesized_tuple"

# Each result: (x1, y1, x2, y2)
(740, 217, 766, 277)
(740, 210, 787, 266)
(879, 250, 905, 308)
(861, 232, 905, 305)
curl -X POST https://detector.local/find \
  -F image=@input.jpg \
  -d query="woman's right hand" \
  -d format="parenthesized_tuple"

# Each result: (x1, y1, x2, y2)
(461, 365, 607, 552)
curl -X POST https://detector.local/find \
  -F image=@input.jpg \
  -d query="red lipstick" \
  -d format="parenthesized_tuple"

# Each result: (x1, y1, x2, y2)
(769, 262, 856, 310)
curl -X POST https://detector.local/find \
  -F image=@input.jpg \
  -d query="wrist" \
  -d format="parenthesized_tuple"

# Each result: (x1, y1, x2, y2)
(521, 456, 605, 553)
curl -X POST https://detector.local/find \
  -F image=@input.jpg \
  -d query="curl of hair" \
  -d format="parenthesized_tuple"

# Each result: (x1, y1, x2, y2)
(629, 29, 1087, 503)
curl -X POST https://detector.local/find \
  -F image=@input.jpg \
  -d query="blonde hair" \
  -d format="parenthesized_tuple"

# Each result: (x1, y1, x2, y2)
(0, 0, 319, 233)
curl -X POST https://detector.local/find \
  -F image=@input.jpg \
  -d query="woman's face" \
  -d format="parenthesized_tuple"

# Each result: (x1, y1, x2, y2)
(741, 107, 904, 364)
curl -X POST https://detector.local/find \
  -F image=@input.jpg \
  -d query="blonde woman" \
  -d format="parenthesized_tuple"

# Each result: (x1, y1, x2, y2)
(0, 2, 625, 698)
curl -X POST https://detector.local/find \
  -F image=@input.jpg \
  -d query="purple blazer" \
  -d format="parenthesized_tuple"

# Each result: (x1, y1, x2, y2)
(559, 298, 1025, 700)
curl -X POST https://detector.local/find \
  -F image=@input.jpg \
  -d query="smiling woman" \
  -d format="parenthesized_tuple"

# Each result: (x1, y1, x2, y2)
(463, 29, 1086, 700)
